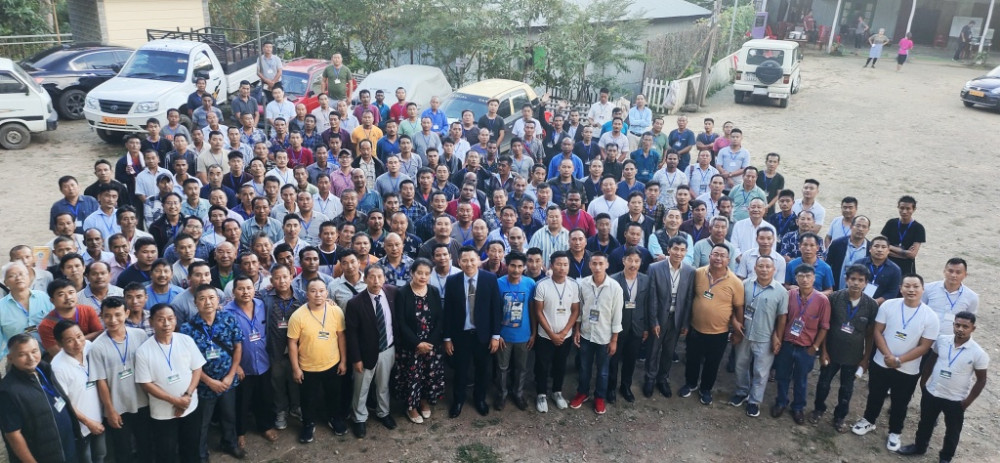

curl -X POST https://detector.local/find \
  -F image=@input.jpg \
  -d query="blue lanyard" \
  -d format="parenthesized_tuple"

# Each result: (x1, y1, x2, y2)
(156, 338, 175, 371)
(751, 281, 767, 304)
(897, 220, 914, 245)
(839, 219, 850, 239)
(664, 171, 678, 188)
(762, 174, 772, 192)
(868, 262, 885, 282)
(777, 213, 794, 234)
(35, 367, 61, 398)
(308, 305, 328, 328)
(899, 301, 920, 330)
(845, 299, 860, 321)
(573, 258, 585, 277)
(796, 291, 815, 319)
(151, 289, 169, 305)
(847, 244, 865, 262)
(947, 343, 965, 368)
(201, 321, 218, 344)
(554, 281, 570, 306)
(111, 332, 129, 366)
(943, 286, 964, 312)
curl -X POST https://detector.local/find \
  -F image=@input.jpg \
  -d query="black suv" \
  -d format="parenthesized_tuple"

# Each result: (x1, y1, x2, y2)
(20, 43, 133, 120)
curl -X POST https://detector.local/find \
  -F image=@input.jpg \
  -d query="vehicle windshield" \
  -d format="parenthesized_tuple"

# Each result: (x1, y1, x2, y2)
(440, 92, 488, 121)
(746, 49, 785, 65)
(10, 62, 44, 93)
(119, 50, 188, 82)
(987, 65, 1000, 77)
(280, 71, 311, 98)
(19, 48, 73, 71)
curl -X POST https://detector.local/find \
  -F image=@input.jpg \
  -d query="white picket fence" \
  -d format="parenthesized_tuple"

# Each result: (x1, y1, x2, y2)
(642, 51, 739, 114)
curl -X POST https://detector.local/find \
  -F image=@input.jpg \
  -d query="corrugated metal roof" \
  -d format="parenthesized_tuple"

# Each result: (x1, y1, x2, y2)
(557, 0, 711, 22)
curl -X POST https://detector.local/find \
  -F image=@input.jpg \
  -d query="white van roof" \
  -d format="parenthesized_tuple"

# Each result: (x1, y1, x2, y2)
(742, 39, 800, 50)
(0, 57, 14, 71)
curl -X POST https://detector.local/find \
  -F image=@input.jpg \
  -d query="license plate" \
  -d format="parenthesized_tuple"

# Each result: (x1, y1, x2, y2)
(969, 90, 985, 97)
(744, 73, 757, 82)
(101, 116, 127, 125)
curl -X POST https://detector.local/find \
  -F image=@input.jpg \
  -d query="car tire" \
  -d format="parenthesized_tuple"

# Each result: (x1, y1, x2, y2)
(778, 98, 789, 108)
(962, 101, 974, 107)
(0, 124, 31, 150)
(57, 88, 88, 120)
(790, 76, 801, 95)
(96, 128, 125, 144)
(734, 91, 744, 104)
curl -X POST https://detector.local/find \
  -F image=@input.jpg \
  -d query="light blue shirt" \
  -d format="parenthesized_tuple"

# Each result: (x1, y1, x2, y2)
(145, 284, 185, 310)
(82, 209, 121, 241)
(627, 106, 653, 134)
(0, 291, 53, 356)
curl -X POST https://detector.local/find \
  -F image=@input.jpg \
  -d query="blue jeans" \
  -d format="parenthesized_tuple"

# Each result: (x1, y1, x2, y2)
(774, 342, 816, 411)
(577, 338, 610, 399)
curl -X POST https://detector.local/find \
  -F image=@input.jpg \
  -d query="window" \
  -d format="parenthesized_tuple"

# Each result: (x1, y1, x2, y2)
(746, 49, 785, 66)
(193, 51, 214, 73)
(72, 51, 121, 70)
(0, 72, 26, 94)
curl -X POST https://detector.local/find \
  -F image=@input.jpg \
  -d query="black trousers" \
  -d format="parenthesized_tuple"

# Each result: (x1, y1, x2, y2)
(862, 362, 919, 434)
(914, 391, 965, 461)
(237, 372, 276, 435)
(814, 362, 858, 420)
(301, 365, 346, 426)
(534, 335, 572, 395)
(684, 329, 729, 393)
(106, 406, 152, 463)
(608, 328, 643, 391)
(151, 406, 203, 463)
(452, 330, 492, 404)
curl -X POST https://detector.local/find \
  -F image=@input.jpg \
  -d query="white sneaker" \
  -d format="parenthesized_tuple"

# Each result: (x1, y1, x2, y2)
(886, 433, 901, 451)
(851, 418, 876, 436)
(536, 394, 549, 413)
(552, 392, 569, 410)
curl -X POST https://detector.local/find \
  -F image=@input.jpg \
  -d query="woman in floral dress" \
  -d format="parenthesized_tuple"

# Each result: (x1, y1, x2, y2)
(392, 258, 445, 423)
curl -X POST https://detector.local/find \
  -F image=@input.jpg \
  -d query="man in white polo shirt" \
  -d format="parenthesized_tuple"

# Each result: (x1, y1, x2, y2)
(852, 274, 939, 453)
(920, 258, 979, 328)
(897, 311, 988, 462)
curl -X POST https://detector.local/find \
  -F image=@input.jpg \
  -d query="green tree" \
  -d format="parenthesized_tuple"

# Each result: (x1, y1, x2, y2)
(0, 0, 51, 36)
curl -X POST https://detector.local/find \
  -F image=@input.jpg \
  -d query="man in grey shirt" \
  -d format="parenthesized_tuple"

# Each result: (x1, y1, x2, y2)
(170, 261, 223, 324)
(256, 41, 282, 102)
(730, 255, 788, 417)
(374, 155, 411, 197)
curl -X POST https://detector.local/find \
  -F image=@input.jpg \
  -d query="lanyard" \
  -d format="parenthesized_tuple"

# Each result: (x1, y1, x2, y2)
(566, 211, 581, 231)
(308, 304, 328, 328)
(897, 220, 914, 245)
(839, 219, 850, 239)
(625, 278, 637, 302)
(320, 251, 336, 274)
(899, 301, 920, 330)
(13, 299, 29, 318)
(777, 213, 794, 235)
(707, 271, 726, 292)
(100, 212, 117, 236)
(691, 225, 704, 243)
(943, 286, 964, 312)
(573, 258, 585, 277)
(868, 262, 885, 282)
(236, 304, 258, 331)
(751, 281, 768, 304)
(796, 291, 815, 319)
(554, 281, 570, 307)
(697, 167, 710, 186)
(156, 338, 175, 372)
(665, 171, 678, 188)
(947, 343, 966, 368)
(112, 332, 129, 366)
(845, 299, 860, 321)
(847, 244, 866, 263)
(201, 320, 218, 344)
(151, 289, 170, 305)
(35, 368, 61, 398)
(762, 173, 772, 192)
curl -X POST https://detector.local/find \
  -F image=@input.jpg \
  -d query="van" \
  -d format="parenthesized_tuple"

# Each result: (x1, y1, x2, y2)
(0, 57, 58, 150)
(733, 39, 802, 108)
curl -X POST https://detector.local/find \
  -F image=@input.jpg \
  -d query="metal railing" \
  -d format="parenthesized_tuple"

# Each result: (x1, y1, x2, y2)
(0, 34, 73, 61)
(147, 27, 275, 74)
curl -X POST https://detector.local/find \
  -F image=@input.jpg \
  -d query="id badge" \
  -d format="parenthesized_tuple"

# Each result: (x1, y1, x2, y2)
(334, 79, 341, 84)
(278, 318, 288, 329)
(24, 325, 38, 333)
(625, 302, 636, 310)
(840, 322, 854, 334)
(589, 308, 600, 322)
(76, 219, 84, 228)
(863, 283, 878, 297)
(939, 370, 952, 379)
(944, 312, 956, 325)
(85, 381, 97, 390)
(728, 162, 737, 170)
(699, 185, 707, 193)
(894, 330, 908, 341)
(167, 374, 181, 384)
(556, 305, 567, 315)
(118, 368, 134, 381)
(317, 330, 331, 341)
(744, 304, 756, 321)
(641, 170, 650, 177)
(53, 397, 67, 413)
(206, 347, 221, 360)
(249, 331, 262, 343)
(789, 317, 804, 337)
(702, 290, 714, 300)
(510, 301, 523, 326)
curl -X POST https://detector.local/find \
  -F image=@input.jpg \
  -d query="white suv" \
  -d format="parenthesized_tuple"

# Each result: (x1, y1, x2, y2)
(733, 39, 802, 108)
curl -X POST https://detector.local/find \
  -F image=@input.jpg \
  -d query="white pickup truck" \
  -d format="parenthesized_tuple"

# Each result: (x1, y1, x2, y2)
(84, 27, 271, 143)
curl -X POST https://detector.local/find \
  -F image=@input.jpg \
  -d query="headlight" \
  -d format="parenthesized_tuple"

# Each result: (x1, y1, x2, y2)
(85, 96, 98, 109)
(135, 101, 159, 113)
(964, 81, 974, 89)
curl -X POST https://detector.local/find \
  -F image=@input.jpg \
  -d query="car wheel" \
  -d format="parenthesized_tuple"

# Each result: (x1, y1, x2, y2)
(963, 101, 974, 107)
(0, 124, 31, 150)
(96, 129, 125, 144)
(734, 91, 744, 104)
(790, 76, 801, 95)
(57, 89, 88, 120)
(778, 98, 789, 108)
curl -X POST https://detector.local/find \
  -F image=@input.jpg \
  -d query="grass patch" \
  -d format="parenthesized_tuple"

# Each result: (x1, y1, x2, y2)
(456, 443, 501, 463)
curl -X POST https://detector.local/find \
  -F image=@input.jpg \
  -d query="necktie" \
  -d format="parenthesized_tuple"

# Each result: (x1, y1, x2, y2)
(467, 278, 477, 326)
(374, 294, 387, 351)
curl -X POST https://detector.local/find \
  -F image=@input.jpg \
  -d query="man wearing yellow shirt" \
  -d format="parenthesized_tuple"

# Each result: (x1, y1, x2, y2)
(287, 278, 348, 443)
(680, 243, 745, 406)
(351, 111, 383, 153)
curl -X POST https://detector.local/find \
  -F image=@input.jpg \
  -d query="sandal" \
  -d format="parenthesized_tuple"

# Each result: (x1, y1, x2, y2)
(264, 429, 279, 442)
(407, 409, 424, 424)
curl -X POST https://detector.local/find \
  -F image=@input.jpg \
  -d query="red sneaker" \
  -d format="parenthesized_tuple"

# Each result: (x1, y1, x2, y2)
(569, 393, 589, 409)
(594, 398, 606, 415)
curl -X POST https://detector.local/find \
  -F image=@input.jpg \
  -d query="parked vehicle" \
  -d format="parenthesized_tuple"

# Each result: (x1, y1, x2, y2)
(733, 39, 802, 108)
(355, 64, 452, 111)
(960, 64, 1000, 111)
(0, 57, 58, 150)
(439, 79, 537, 152)
(278, 58, 328, 113)
(20, 43, 133, 120)
(84, 27, 272, 144)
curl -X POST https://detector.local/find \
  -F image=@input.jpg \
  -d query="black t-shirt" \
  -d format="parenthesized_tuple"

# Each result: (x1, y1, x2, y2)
(477, 115, 504, 142)
(880, 218, 926, 275)
(756, 172, 784, 215)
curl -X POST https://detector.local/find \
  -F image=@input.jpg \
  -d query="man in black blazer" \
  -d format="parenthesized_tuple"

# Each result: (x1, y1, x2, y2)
(443, 246, 503, 417)
(608, 248, 653, 403)
(345, 265, 398, 438)
(644, 236, 696, 398)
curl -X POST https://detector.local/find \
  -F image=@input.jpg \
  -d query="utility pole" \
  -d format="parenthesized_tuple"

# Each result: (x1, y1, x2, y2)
(698, 0, 722, 107)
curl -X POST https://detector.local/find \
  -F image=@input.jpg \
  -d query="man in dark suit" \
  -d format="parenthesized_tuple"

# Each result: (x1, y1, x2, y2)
(345, 265, 398, 438)
(540, 114, 570, 165)
(608, 248, 653, 403)
(644, 236, 696, 398)
(825, 216, 871, 290)
(443, 246, 503, 417)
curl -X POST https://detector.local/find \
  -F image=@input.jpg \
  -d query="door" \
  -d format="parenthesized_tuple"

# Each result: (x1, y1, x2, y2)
(193, 50, 224, 100)
(910, 8, 940, 44)
(0, 71, 35, 120)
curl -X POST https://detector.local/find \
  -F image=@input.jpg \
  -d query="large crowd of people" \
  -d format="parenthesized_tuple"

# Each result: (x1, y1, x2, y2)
(0, 51, 988, 463)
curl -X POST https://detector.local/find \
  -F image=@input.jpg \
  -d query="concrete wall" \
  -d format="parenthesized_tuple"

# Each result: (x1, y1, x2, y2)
(67, 0, 105, 44)
(102, 0, 209, 47)
(654, 50, 738, 114)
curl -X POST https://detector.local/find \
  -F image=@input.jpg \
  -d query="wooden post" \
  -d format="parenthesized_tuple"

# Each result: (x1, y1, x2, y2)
(698, 0, 722, 107)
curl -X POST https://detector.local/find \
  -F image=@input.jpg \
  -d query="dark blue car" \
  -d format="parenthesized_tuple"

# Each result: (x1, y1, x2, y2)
(20, 43, 133, 120)
(960, 65, 1000, 112)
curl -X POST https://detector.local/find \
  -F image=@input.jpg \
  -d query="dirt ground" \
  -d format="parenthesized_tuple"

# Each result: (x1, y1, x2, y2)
(1, 48, 998, 463)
